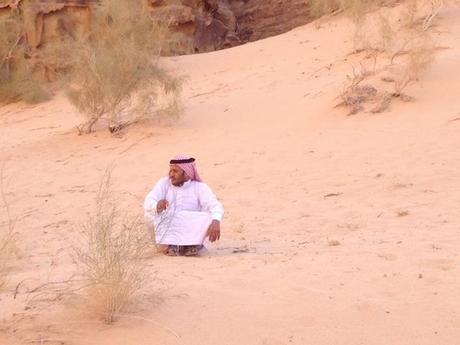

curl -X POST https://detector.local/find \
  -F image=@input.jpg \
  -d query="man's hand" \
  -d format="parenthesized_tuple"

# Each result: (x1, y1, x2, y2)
(156, 199, 169, 213)
(207, 220, 221, 242)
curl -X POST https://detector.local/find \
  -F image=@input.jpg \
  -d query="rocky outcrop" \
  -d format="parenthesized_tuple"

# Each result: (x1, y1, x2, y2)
(153, 0, 312, 52)
(0, 0, 21, 9)
(1, 0, 93, 50)
(1, 0, 313, 54)
(150, 0, 240, 53)
(231, 0, 312, 43)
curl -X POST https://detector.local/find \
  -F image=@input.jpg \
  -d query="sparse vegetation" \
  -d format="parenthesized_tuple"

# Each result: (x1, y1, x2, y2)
(0, 167, 17, 290)
(67, 0, 183, 134)
(333, 0, 442, 114)
(1, 1, 183, 133)
(75, 169, 149, 323)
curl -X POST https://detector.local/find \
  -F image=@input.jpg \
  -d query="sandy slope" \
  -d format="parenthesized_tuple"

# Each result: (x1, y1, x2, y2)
(1, 4, 460, 345)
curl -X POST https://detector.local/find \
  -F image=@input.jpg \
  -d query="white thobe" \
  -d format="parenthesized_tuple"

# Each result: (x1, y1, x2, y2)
(143, 177, 224, 245)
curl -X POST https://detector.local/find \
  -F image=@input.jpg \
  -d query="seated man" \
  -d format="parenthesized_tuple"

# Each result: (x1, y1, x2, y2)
(144, 155, 223, 256)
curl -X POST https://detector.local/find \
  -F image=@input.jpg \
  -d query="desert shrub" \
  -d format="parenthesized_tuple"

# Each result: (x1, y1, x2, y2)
(392, 34, 435, 95)
(375, 1, 437, 95)
(1, 1, 183, 113)
(75, 169, 149, 323)
(67, 0, 183, 134)
(337, 0, 441, 114)
(338, 64, 391, 114)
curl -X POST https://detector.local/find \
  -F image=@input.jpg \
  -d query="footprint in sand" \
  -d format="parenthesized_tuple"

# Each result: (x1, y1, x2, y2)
(422, 258, 456, 271)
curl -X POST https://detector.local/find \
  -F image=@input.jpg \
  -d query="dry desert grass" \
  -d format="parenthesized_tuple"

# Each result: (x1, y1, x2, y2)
(0, 167, 17, 290)
(66, 0, 183, 134)
(0, 1, 183, 134)
(335, 0, 442, 114)
(74, 169, 149, 323)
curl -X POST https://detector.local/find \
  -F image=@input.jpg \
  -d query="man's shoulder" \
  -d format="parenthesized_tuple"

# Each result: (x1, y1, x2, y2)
(191, 180, 206, 186)
(193, 181, 213, 191)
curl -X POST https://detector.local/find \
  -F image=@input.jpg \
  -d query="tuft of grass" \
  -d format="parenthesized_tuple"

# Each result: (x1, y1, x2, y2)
(340, 83, 378, 115)
(0, 167, 18, 290)
(75, 168, 149, 323)
(338, 63, 383, 114)
(66, 0, 183, 134)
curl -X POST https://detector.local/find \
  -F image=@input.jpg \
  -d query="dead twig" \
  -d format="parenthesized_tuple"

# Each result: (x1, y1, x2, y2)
(28, 275, 80, 294)
(14, 278, 27, 299)
(0, 34, 24, 74)
(422, 0, 442, 32)
(324, 192, 342, 198)
(25, 339, 66, 344)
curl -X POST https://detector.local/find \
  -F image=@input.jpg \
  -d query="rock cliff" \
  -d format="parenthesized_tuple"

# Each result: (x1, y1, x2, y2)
(0, 0, 311, 53)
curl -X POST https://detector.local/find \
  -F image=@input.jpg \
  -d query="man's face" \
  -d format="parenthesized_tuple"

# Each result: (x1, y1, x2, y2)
(169, 165, 189, 186)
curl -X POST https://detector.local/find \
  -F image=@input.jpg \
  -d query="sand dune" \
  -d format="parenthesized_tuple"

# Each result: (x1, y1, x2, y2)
(1, 3, 460, 345)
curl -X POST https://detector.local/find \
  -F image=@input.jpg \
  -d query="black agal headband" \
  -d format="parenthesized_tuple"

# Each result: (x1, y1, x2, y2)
(170, 158, 195, 164)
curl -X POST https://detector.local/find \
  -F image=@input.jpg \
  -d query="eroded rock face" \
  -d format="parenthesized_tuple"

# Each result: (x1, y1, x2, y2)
(1, 0, 93, 50)
(151, 0, 240, 53)
(0, 0, 312, 54)
(232, 0, 312, 43)
(153, 0, 312, 53)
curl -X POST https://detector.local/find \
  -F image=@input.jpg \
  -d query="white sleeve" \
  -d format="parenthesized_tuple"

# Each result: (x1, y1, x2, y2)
(198, 183, 224, 221)
(143, 177, 168, 227)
